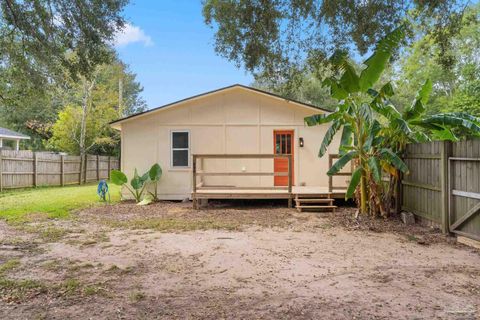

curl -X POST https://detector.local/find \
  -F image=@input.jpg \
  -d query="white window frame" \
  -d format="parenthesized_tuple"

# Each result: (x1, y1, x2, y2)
(170, 130, 190, 169)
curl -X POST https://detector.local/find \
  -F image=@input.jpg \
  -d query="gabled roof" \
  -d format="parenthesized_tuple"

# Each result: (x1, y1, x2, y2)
(110, 84, 330, 127)
(0, 127, 30, 140)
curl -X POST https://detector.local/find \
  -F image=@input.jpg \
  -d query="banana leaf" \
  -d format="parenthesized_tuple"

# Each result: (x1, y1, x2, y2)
(327, 151, 357, 176)
(368, 157, 382, 182)
(379, 148, 409, 174)
(359, 26, 405, 91)
(318, 120, 342, 157)
(346, 167, 362, 199)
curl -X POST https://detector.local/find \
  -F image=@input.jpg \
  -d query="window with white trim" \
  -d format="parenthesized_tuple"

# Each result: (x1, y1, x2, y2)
(171, 131, 190, 167)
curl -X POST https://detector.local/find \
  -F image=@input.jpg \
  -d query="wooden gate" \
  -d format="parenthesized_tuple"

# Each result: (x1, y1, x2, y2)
(403, 139, 480, 242)
(448, 141, 480, 241)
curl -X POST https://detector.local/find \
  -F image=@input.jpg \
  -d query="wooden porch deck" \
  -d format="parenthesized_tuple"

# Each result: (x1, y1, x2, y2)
(191, 153, 349, 209)
(194, 186, 346, 199)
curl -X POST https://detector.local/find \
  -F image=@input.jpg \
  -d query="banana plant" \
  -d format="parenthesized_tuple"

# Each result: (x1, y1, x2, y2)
(372, 78, 480, 152)
(373, 79, 480, 215)
(110, 168, 149, 203)
(305, 26, 410, 216)
(306, 25, 480, 216)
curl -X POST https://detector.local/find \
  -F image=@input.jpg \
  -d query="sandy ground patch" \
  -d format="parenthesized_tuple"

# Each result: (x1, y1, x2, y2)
(0, 201, 479, 319)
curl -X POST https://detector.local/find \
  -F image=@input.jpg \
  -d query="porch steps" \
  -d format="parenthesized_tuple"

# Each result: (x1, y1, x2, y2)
(295, 194, 337, 213)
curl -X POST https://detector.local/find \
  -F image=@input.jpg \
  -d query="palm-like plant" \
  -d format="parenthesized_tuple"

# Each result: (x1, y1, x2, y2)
(305, 27, 409, 215)
(306, 26, 480, 217)
(375, 80, 480, 214)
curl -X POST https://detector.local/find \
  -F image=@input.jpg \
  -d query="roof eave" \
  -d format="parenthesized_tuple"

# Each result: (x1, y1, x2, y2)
(0, 134, 30, 140)
(109, 84, 331, 127)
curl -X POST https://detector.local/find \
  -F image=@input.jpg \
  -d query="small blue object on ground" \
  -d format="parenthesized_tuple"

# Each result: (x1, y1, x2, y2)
(97, 180, 110, 202)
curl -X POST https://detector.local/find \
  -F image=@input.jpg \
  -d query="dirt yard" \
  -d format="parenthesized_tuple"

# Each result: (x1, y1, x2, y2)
(1, 201, 479, 319)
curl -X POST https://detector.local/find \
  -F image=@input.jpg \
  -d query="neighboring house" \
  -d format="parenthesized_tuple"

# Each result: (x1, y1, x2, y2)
(110, 84, 348, 204)
(0, 127, 30, 150)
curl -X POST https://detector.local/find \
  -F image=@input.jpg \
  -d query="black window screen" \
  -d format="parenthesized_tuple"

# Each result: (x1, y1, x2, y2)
(172, 131, 189, 167)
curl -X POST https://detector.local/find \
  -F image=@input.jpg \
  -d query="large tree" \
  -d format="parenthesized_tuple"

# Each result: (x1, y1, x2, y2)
(0, 0, 128, 147)
(0, 0, 127, 83)
(203, 0, 469, 84)
(47, 56, 146, 156)
(393, 4, 480, 117)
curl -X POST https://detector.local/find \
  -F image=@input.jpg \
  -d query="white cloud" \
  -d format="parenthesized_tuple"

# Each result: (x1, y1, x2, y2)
(114, 23, 153, 47)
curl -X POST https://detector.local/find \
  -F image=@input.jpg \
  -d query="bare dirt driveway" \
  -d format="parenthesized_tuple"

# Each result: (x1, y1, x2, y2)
(1, 201, 479, 319)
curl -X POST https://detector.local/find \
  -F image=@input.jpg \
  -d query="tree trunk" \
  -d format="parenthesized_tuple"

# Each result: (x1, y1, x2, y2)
(118, 76, 123, 117)
(79, 77, 96, 183)
(360, 169, 368, 214)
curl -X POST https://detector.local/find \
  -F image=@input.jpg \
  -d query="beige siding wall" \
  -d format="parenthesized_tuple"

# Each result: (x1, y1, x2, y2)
(120, 87, 345, 199)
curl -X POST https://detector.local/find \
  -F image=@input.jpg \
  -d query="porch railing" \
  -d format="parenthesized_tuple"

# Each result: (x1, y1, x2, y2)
(192, 154, 293, 208)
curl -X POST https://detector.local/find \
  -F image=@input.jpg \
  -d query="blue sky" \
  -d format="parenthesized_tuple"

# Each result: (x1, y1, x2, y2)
(115, 0, 253, 109)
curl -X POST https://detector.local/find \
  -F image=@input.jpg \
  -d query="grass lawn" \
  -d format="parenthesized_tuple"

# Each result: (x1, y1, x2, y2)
(0, 183, 121, 223)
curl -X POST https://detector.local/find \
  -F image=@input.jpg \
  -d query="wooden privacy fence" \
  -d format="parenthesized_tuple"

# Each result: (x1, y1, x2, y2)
(0, 149, 119, 191)
(402, 139, 480, 242)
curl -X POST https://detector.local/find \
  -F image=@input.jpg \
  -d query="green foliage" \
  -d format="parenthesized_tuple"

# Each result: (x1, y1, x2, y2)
(305, 28, 409, 214)
(346, 167, 362, 199)
(110, 164, 162, 203)
(148, 163, 162, 201)
(0, 0, 127, 82)
(110, 170, 128, 185)
(318, 122, 342, 158)
(359, 26, 406, 91)
(148, 164, 162, 181)
(403, 80, 432, 121)
(327, 151, 357, 176)
(393, 4, 480, 118)
(305, 26, 480, 217)
(46, 56, 146, 156)
(203, 0, 467, 83)
(379, 149, 409, 173)
(252, 72, 337, 111)
(110, 168, 147, 203)
(368, 157, 382, 182)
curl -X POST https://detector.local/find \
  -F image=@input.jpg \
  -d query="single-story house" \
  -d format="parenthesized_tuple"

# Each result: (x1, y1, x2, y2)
(110, 84, 349, 207)
(0, 127, 30, 150)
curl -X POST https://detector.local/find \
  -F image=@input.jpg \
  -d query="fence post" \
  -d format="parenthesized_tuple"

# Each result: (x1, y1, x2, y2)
(60, 155, 65, 186)
(83, 155, 88, 184)
(0, 149, 3, 192)
(96, 155, 100, 181)
(107, 156, 111, 179)
(33, 152, 38, 187)
(78, 156, 82, 185)
(440, 140, 451, 234)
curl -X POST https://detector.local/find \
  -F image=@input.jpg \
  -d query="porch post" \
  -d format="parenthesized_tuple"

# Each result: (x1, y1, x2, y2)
(192, 155, 197, 209)
(15, 139, 20, 151)
(440, 140, 452, 234)
(288, 154, 293, 208)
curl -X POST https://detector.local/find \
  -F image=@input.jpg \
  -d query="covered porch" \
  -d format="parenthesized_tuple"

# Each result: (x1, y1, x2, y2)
(0, 127, 30, 150)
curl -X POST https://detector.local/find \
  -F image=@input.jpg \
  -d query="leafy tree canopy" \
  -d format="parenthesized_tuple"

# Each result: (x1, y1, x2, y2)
(0, 0, 127, 88)
(47, 55, 146, 156)
(203, 0, 469, 83)
(393, 4, 480, 116)
(0, 53, 145, 153)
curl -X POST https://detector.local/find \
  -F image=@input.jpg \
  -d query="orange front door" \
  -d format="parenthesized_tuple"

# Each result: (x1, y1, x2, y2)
(274, 130, 294, 186)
